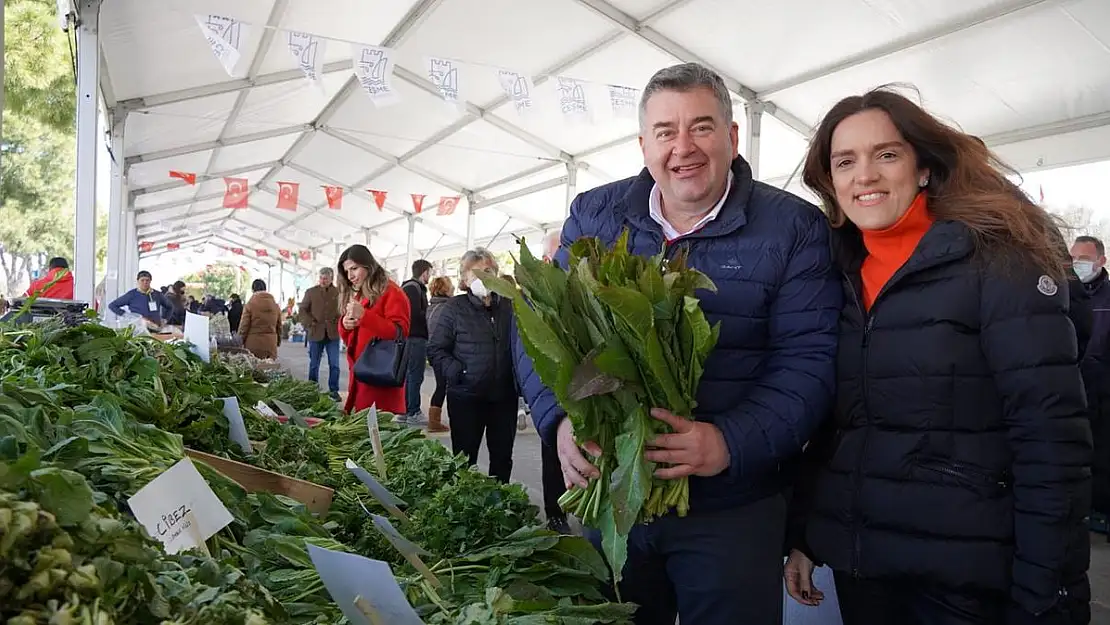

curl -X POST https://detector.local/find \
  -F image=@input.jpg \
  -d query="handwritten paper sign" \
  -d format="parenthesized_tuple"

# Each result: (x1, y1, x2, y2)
(194, 14, 248, 77)
(183, 312, 210, 363)
(345, 459, 407, 521)
(306, 544, 423, 625)
(221, 397, 251, 454)
(127, 458, 233, 555)
(367, 406, 387, 479)
(351, 44, 399, 107)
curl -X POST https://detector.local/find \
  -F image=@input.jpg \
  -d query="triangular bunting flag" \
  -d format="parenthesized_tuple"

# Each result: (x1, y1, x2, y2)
(411, 194, 426, 214)
(286, 31, 325, 84)
(169, 170, 197, 185)
(278, 249, 292, 260)
(231, 247, 244, 255)
(166, 243, 180, 251)
(256, 249, 268, 257)
(223, 177, 249, 209)
(299, 250, 313, 261)
(276, 181, 300, 211)
(139, 241, 154, 253)
(195, 15, 249, 77)
(437, 195, 461, 216)
(323, 185, 343, 209)
(369, 190, 387, 211)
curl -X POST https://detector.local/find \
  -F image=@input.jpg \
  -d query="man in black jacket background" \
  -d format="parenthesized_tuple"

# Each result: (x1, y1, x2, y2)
(402, 259, 434, 427)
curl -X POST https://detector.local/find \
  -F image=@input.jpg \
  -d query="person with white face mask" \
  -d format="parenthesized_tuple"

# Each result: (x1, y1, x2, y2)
(427, 247, 519, 483)
(1071, 235, 1110, 528)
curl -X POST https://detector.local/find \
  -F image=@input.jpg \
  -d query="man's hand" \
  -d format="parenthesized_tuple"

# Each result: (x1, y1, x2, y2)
(643, 408, 731, 478)
(556, 417, 601, 489)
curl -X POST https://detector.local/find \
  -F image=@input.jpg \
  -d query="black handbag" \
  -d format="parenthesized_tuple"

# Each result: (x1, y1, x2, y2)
(352, 323, 409, 387)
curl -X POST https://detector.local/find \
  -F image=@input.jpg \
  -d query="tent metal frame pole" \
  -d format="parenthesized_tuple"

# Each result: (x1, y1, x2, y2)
(465, 195, 476, 253)
(105, 109, 128, 304)
(404, 215, 416, 277)
(73, 0, 103, 304)
(565, 163, 579, 218)
(744, 102, 764, 180)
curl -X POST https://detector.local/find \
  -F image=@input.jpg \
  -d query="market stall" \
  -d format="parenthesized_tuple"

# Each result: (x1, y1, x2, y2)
(0, 309, 635, 623)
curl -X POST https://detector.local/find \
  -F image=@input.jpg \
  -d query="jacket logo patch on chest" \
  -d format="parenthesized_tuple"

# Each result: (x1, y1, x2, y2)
(1037, 275, 1058, 297)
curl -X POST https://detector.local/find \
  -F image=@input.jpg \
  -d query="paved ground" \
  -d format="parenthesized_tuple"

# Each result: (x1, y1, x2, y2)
(278, 342, 1110, 623)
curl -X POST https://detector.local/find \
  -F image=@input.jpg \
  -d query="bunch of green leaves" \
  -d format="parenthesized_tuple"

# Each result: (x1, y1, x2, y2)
(480, 232, 718, 583)
(264, 376, 332, 414)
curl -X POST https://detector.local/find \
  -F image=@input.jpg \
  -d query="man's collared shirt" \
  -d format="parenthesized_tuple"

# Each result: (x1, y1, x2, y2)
(648, 170, 734, 242)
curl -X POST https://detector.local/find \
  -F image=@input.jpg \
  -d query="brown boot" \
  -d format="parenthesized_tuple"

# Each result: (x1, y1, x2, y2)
(427, 405, 449, 433)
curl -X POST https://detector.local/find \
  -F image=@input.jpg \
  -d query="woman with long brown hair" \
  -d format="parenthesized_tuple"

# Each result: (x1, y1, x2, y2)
(784, 87, 1091, 624)
(424, 275, 454, 433)
(336, 244, 410, 415)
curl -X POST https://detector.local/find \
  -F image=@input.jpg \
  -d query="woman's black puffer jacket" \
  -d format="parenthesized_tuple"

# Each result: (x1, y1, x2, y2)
(792, 220, 1092, 619)
(427, 292, 516, 401)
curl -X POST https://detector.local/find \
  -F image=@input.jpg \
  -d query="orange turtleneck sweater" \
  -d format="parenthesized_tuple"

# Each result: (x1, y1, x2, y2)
(860, 192, 934, 310)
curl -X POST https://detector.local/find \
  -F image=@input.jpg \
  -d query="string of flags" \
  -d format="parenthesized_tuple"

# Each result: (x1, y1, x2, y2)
(165, 171, 463, 216)
(193, 14, 642, 122)
(140, 239, 315, 262)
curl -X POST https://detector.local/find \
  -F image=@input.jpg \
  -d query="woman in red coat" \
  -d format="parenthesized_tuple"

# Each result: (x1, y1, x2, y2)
(336, 244, 411, 415)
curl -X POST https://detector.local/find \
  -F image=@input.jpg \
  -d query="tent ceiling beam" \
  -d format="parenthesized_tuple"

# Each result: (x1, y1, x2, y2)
(227, 214, 307, 250)
(192, 0, 291, 223)
(335, 29, 625, 194)
(980, 109, 1110, 147)
(217, 230, 302, 266)
(471, 176, 569, 210)
(756, 0, 1056, 100)
(579, 131, 638, 158)
(132, 160, 281, 196)
(137, 210, 227, 236)
(132, 189, 226, 216)
(473, 162, 562, 194)
(252, 0, 444, 200)
(124, 124, 309, 167)
(392, 65, 573, 162)
(571, 0, 813, 137)
(139, 235, 209, 260)
(281, 162, 467, 242)
(321, 128, 469, 193)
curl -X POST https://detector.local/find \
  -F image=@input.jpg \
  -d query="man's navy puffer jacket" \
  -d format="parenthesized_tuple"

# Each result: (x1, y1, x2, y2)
(513, 156, 843, 513)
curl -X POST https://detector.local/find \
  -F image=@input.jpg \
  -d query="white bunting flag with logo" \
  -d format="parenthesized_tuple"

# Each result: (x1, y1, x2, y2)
(427, 57, 460, 104)
(195, 14, 249, 77)
(608, 85, 639, 120)
(351, 44, 400, 107)
(556, 76, 591, 123)
(497, 70, 535, 116)
(287, 31, 326, 86)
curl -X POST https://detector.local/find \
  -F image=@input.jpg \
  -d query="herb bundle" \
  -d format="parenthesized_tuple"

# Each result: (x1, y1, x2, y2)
(481, 232, 719, 582)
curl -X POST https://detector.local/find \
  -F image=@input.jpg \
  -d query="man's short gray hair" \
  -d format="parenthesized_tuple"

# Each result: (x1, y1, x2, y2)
(460, 247, 498, 273)
(639, 63, 733, 129)
(319, 267, 334, 277)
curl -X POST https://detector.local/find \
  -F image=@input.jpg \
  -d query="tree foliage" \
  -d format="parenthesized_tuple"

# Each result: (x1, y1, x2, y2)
(1, 0, 80, 296)
(181, 263, 252, 299)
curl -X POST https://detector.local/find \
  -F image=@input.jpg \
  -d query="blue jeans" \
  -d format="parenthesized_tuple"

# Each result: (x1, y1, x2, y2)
(404, 337, 427, 416)
(308, 338, 340, 394)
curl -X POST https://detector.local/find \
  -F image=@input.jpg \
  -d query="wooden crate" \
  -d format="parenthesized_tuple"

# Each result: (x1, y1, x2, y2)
(185, 448, 334, 514)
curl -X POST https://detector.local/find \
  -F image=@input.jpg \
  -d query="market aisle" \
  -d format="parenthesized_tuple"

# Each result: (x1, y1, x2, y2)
(277, 342, 547, 509)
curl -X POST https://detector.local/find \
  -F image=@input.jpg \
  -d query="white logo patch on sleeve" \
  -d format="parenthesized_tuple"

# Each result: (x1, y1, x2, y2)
(1037, 275, 1058, 296)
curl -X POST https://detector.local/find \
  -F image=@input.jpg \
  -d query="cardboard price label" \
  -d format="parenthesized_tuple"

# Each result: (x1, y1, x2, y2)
(367, 406, 387, 479)
(273, 399, 311, 428)
(368, 513, 439, 588)
(127, 458, 233, 555)
(221, 397, 251, 454)
(183, 312, 210, 363)
(345, 459, 407, 522)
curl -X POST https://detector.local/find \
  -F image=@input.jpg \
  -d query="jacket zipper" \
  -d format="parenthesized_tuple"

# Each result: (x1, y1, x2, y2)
(845, 272, 871, 579)
(918, 460, 1011, 490)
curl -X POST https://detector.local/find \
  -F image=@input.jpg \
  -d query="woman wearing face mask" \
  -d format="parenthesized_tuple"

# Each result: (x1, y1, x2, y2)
(337, 244, 411, 415)
(783, 87, 1091, 625)
(427, 248, 518, 483)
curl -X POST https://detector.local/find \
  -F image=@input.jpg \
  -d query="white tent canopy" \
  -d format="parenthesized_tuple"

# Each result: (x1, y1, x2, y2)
(70, 0, 1110, 303)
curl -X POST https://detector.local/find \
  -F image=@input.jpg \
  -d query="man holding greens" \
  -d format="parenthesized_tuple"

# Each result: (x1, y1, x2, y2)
(513, 63, 841, 624)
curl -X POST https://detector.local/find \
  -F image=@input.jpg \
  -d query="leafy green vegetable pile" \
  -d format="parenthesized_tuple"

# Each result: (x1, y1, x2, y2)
(0, 318, 634, 624)
(482, 233, 718, 583)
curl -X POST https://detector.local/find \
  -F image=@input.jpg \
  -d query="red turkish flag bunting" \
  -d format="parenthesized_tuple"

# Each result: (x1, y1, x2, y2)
(223, 177, 249, 209)
(437, 195, 461, 216)
(299, 250, 313, 261)
(411, 193, 426, 214)
(276, 181, 300, 211)
(166, 242, 181, 251)
(256, 249, 268, 257)
(169, 170, 197, 185)
(139, 241, 154, 253)
(369, 189, 387, 211)
(278, 249, 292, 260)
(231, 247, 244, 255)
(323, 185, 343, 210)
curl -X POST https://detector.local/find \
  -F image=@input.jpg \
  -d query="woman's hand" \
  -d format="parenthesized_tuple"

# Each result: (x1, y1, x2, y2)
(784, 549, 823, 607)
(345, 299, 364, 320)
(342, 316, 358, 330)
